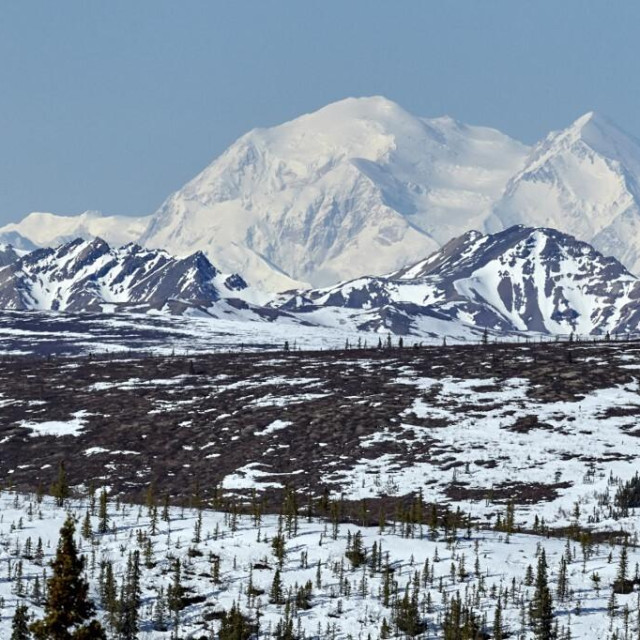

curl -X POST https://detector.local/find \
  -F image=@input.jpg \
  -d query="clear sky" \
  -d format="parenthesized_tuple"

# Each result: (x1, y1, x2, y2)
(1, 1, 639, 224)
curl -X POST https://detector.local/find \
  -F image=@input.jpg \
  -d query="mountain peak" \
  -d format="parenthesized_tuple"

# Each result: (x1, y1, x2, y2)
(568, 110, 598, 130)
(142, 97, 528, 289)
(557, 110, 636, 151)
(305, 95, 408, 120)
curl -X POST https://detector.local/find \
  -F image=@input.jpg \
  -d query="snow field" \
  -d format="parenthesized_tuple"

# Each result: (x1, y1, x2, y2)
(0, 491, 638, 638)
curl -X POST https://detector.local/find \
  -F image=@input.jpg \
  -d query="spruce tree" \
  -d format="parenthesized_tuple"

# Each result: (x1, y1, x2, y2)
(270, 568, 284, 605)
(345, 530, 366, 568)
(557, 556, 568, 602)
(530, 549, 554, 640)
(97, 489, 108, 535)
(100, 561, 118, 631)
(218, 602, 254, 640)
(11, 604, 31, 640)
(153, 586, 168, 631)
(50, 462, 69, 508)
(118, 550, 141, 639)
(493, 598, 503, 640)
(614, 541, 633, 593)
(81, 511, 91, 540)
(394, 582, 422, 636)
(167, 559, 184, 614)
(31, 516, 106, 639)
(618, 542, 628, 583)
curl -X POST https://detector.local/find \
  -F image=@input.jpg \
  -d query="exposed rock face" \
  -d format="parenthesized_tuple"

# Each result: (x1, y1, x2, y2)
(0, 238, 248, 313)
(280, 226, 640, 336)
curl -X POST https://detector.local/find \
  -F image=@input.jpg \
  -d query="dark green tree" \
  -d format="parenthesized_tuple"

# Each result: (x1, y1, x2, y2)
(11, 603, 31, 640)
(50, 462, 69, 508)
(394, 579, 424, 636)
(218, 602, 254, 640)
(530, 549, 554, 640)
(556, 556, 568, 602)
(30, 516, 106, 640)
(97, 489, 108, 535)
(345, 530, 366, 568)
(167, 559, 184, 613)
(117, 550, 141, 639)
(271, 528, 286, 566)
(270, 568, 284, 605)
(493, 597, 503, 640)
(152, 586, 168, 632)
(100, 561, 118, 631)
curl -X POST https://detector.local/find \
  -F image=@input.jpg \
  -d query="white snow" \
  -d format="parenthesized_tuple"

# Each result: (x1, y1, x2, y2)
(7, 99, 640, 292)
(253, 420, 293, 436)
(0, 489, 636, 638)
(20, 410, 89, 437)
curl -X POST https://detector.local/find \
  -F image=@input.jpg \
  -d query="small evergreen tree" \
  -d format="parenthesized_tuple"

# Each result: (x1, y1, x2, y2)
(218, 602, 254, 640)
(11, 604, 31, 640)
(167, 559, 184, 613)
(97, 489, 109, 535)
(345, 530, 366, 568)
(118, 550, 141, 639)
(530, 549, 554, 640)
(50, 462, 69, 508)
(394, 580, 424, 636)
(270, 568, 284, 605)
(30, 516, 106, 639)
(100, 561, 118, 631)
(152, 587, 168, 631)
(493, 597, 503, 640)
(81, 511, 91, 540)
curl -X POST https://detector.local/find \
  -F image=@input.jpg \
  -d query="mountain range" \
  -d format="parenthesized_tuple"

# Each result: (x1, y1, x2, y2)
(0, 238, 264, 317)
(2, 225, 640, 339)
(4, 97, 640, 291)
(278, 225, 640, 337)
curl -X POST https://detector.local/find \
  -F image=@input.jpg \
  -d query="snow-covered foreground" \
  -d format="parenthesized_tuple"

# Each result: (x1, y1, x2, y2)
(324, 371, 640, 533)
(0, 490, 638, 639)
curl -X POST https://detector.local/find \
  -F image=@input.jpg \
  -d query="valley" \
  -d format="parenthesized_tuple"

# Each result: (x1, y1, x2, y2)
(1, 339, 640, 638)
(1, 338, 639, 533)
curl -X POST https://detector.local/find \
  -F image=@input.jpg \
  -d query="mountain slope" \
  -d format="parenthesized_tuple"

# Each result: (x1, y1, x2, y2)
(490, 112, 640, 273)
(279, 226, 640, 336)
(140, 96, 528, 289)
(3, 228, 640, 339)
(0, 238, 252, 314)
(6, 100, 640, 289)
(0, 211, 151, 249)
(0, 244, 24, 268)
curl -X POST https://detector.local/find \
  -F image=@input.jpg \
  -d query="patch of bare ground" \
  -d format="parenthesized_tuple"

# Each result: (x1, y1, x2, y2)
(0, 338, 638, 515)
(444, 481, 573, 504)
(502, 415, 554, 434)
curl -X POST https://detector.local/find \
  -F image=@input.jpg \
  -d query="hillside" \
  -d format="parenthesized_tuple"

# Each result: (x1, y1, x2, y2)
(0, 341, 640, 637)
(3, 227, 640, 341)
(279, 226, 640, 337)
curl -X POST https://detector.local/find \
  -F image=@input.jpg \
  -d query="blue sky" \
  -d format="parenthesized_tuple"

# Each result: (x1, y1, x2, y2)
(1, 1, 639, 224)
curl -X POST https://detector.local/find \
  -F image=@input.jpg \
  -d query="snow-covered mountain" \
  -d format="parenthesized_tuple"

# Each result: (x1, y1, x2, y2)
(140, 96, 528, 289)
(0, 237, 253, 314)
(0, 244, 24, 268)
(489, 112, 640, 273)
(0, 210, 151, 250)
(3, 227, 640, 338)
(279, 226, 640, 336)
(5, 98, 640, 290)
